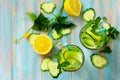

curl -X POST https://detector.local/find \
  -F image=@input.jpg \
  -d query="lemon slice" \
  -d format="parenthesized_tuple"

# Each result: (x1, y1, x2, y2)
(64, 0, 82, 16)
(33, 34, 52, 55)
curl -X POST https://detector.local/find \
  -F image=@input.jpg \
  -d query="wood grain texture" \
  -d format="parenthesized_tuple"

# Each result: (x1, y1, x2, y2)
(0, 0, 13, 80)
(0, 0, 120, 80)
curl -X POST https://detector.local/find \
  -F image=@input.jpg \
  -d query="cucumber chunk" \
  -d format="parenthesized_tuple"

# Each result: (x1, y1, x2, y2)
(64, 57, 81, 71)
(40, 2, 56, 14)
(91, 54, 108, 68)
(63, 50, 84, 71)
(60, 28, 71, 35)
(40, 57, 51, 71)
(48, 60, 60, 78)
(58, 45, 84, 64)
(57, 45, 84, 71)
(52, 28, 62, 40)
(64, 50, 84, 64)
(82, 8, 95, 21)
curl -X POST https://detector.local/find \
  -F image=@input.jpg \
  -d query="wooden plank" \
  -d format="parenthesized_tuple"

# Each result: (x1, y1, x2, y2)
(0, 0, 12, 80)
(12, 0, 42, 80)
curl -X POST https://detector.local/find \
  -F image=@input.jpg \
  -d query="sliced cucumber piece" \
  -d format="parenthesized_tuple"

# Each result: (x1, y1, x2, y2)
(40, 2, 56, 14)
(60, 28, 71, 35)
(58, 45, 84, 64)
(64, 57, 81, 71)
(81, 37, 96, 48)
(82, 8, 95, 21)
(58, 45, 84, 71)
(64, 50, 84, 65)
(91, 54, 108, 68)
(48, 60, 60, 78)
(52, 28, 62, 40)
(40, 57, 51, 71)
(58, 48, 67, 64)
(28, 34, 38, 45)
(80, 26, 105, 49)
(80, 32, 98, 49)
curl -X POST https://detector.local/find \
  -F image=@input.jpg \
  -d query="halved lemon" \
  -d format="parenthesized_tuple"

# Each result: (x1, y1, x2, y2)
(33, 34, 52, 55)
(64, 0, 82, 16)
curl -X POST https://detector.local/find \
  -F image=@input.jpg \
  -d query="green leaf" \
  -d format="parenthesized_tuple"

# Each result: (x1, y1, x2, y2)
(32, 23, 48, 31)
(32, 13, 50, 31)
(34, 13, 50, 25)
(61, 61, 70, 67)
(53, 53, 61, 62)
(108, 27, 119, 39)
(82, 20, 94, 31)
(100, 46, 112, 53)
(92, 17, 101, 30)
(26, 12, 37, 21)
(57, 61, 70, 69)
(52, 22, 75, 35)
(57, 16, 68, 23)
(103, 17, 107, 21)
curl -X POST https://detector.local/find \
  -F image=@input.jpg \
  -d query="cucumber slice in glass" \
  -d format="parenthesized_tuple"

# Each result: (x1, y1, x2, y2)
(58, 45, 84, 63)
(80, 22, 106, 49)
(63, 50, 84, 65)
(64, 57, 81, 71)
(58, 45, 84, 71)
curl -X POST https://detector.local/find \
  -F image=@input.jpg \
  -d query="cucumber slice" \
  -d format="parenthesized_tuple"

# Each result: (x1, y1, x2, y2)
(80, 25, 105, 49)
(82, 8, 95, 21)
(57, 45, 84, 71)
(90, 54, 108, 68)
(28, 34, 38, 45)
(64, 50, 84, 65)
(58, 45, 84, 64)
(58, 48, 67, 64)
(60, 28, 71, 35)
(40, 2, 56, 14)
(52, 28, 62, 40)
(40, 57, 51, 71)
(64, 57, 81, 71)
(80, 32, 98, 49)
(48, 60, 60, 78)
(81, 37, 96, 48)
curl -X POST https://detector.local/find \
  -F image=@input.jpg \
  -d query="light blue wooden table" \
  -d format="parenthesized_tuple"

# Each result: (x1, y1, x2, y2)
(0, 0, 120, 80)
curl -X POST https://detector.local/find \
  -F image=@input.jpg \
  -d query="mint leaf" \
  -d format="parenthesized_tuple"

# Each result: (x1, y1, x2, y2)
(32, 23, 48, 31)
(26, 12, 37, 21)
(103, 17, 107, 21)
(100, 46, 112, 53)
(57, 16, 68, 23)
(52, 22, 75, 34)
(92, 17, 101, 32)
(108, 27, 119, 39)
(58, 61, 70, 69)
(53, 53, 61, 62)
(82, 20, 94, 31)
(32, 13, 50, 31)
(34, 13, 49, 25)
